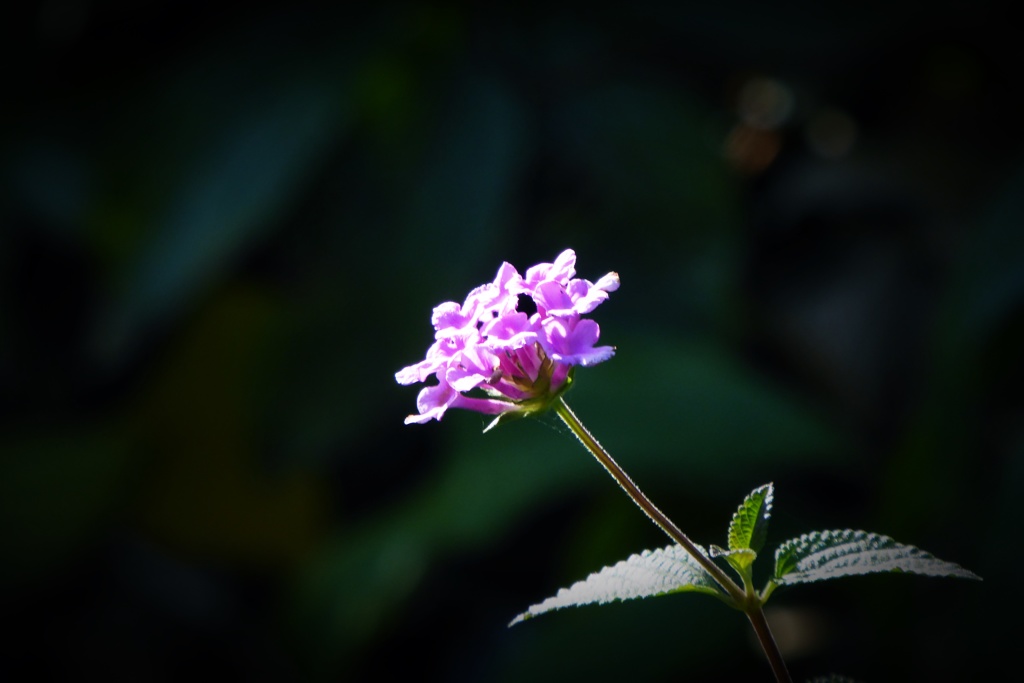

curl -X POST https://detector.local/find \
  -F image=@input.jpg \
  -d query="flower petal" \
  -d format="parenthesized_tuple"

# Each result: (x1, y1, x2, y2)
(541, 317, 615, 367)
(482, 311, 538, 349)
(446, 345, 496, 392)
(404, 381, 460, 423)
(523, 249, 577, 291)
(594, 271, 620, 292)
(532, 279, 576, 317)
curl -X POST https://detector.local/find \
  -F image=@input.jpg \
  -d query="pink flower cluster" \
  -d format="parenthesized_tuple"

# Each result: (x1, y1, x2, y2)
(396, 249, 619, 425)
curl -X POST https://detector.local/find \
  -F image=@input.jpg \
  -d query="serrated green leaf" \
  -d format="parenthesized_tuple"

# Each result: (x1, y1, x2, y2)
(709, 545, 758, 573)
(728, 483, 774, 553)
(773, 530, 981, 585)
(510, 543, 725, 626)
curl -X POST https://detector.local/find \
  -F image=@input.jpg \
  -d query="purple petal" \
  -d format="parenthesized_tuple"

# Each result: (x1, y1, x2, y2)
(482, 311, 538, 349)
(446, 345, 496, 392)
(565, 279, 608, 315)
(522, 249, 577, 290)
(404, 381, 460, 423)
(493, 261, 524, 294)
(541, 317, 615, 367)
(548, 249, 577, 283)
(431, 301, 467, 330)
(396, 338, 453, 384)
(593, 271, 620, 292)
(468, 262, 523, 319)
(396, 358, 440, 385)
(532, 280, 576, 317)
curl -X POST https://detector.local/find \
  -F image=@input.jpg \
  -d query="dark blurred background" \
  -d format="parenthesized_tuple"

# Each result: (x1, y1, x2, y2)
(2, 1, 1020, 681)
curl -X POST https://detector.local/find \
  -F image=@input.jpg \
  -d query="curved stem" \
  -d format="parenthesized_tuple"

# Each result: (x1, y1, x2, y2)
(553, 396, 793, 683)
(553, 397, 743, 601)
(746, 603, 793, 683)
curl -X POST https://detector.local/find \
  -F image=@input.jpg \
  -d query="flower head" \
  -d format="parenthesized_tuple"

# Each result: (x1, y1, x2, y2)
(396, 249, 618, 428)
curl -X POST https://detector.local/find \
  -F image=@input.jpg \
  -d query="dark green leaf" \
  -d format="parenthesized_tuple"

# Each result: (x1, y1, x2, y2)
(728, 483, 774, 554)
(511, 543, 725, 625)
(773, 530, 981, 585)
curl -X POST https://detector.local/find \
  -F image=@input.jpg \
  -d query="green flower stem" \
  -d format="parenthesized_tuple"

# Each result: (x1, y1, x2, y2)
(553, 396, 792, 683)
(553, 397, 741, 597)
(746, 602, 792, 683)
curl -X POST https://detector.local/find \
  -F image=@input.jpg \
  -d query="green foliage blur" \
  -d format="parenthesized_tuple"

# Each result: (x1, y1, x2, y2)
(2, 1, 1020, 680)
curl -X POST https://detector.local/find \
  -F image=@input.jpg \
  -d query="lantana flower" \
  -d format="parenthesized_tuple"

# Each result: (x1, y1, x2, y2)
(395, 248, 981, 683)
(396, 249, 619, 428)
